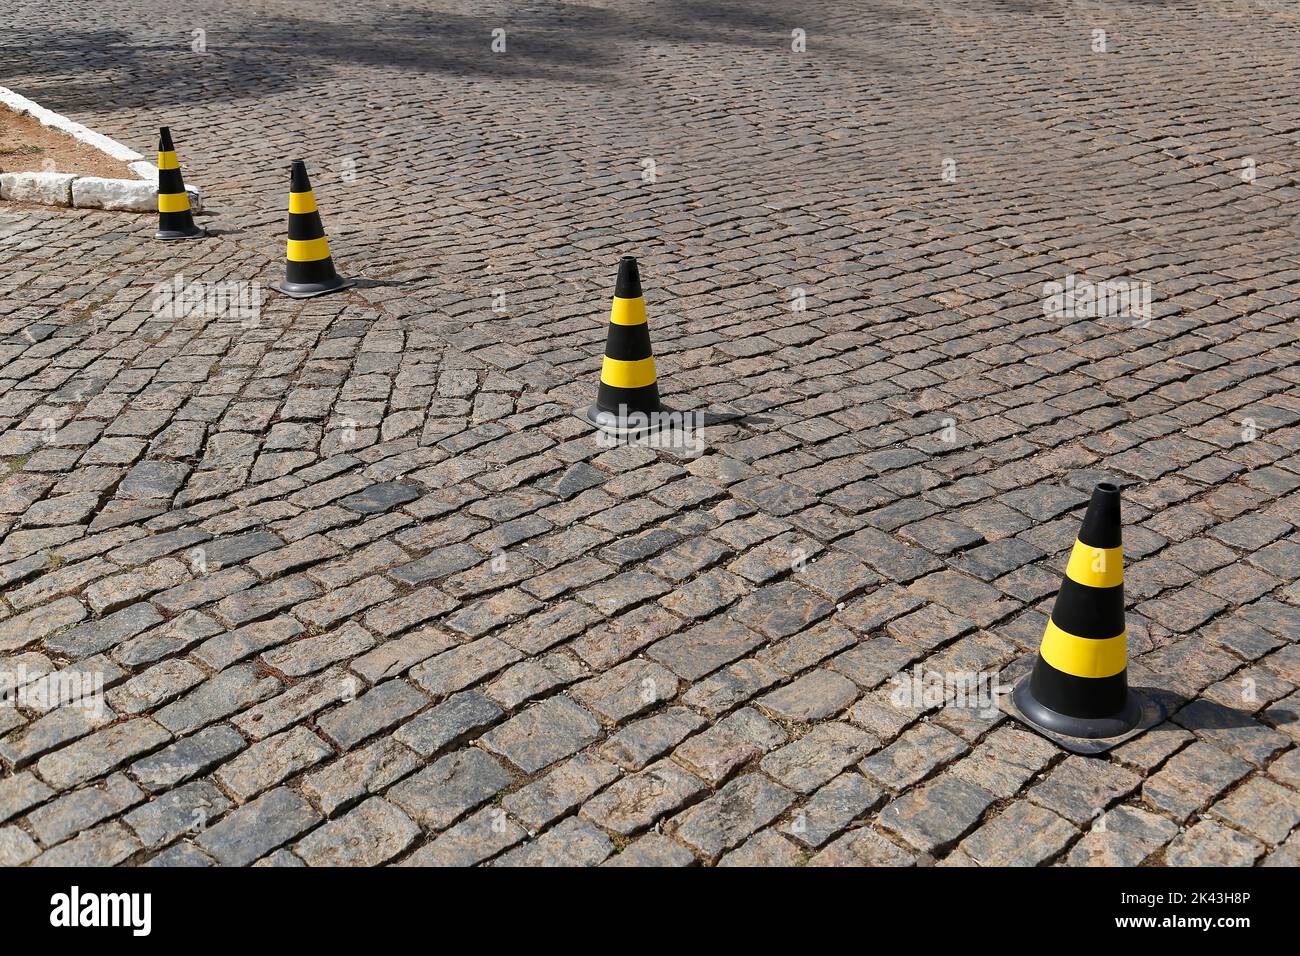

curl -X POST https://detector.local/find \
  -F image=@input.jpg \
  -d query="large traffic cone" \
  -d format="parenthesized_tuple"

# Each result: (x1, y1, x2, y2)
(1007, 482, 1162, 753)
(154, 127, 205, 241)
(585, 256, 665, 434)
(271, 160, 355, 298)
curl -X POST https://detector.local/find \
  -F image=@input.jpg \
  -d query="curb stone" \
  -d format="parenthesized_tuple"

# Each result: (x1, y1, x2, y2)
(0, 86, 202, 213)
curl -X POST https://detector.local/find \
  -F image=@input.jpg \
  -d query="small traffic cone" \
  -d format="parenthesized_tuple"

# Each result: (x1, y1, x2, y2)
(585, 256, 666, 434)
(154, 127, 205, 241)
(271, 160, 355, 298)
(1005, 482, 1163, 754)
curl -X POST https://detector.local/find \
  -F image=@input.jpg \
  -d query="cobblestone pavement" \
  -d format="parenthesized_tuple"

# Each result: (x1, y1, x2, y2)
(1, 0, 1298, 867)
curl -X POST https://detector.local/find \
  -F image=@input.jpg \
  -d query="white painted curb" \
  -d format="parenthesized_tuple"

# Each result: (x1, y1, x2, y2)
(0, 86, 203, 214)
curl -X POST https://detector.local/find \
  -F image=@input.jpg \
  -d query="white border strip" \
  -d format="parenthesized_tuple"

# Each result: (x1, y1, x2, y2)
(0, 86, 143, 162)
(0, 85, 201, 212)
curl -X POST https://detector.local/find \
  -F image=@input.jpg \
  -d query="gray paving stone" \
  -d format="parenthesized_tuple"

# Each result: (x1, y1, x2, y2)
(479, 695, 602, 773)
(401, 806, 525, 866)
(948, 726, 1060, 798)
(0, 597, 86, 653)
(1066, 805, 1180, 866)
(670, 773, 796, 859)
(25, 772, 143, 847)
(215, 726, 334, 802)
(35, 717, 171, 790)
(129, 724, 247, 792)
(192, 614, 304, 671)
(0, 702, 116, 768)
(501, 753, 621, 832)
(758, 669, 860, 721)
(45, 601, 163, 658)
(784, 772, 885, 848)
(958, 801, 1078, 866)
(231, 669, 350, 745)
(301, 737, 421, 816)
(0, 771, 53, 825)
(113, 610, 222, 668)
(682, 658, 786, 717)
(582, 759, 707, 836)
(409, 637, 523, 699)
(350, 627, 455, 684)
(1208, 775, 1300, 844)
(1164, 820, 1265, 866)
(394, 690, 503, 757)
(317, 679, 429, 751)
(155, 665, 281, 736)
(809, 827, 917, 866)
(295, 796, 420, 866)
(600, 706, 707, 771)
(605, 832, 699, 867)
(647, 618, 766, 681)
(1172, 698, 1291, 768)
(719, 829, 804, 867)
(860, 721, 969, 791)
(1027, 755, 1143, 826)
(761, 722, 878, 793)
(879, 774, 997, 854)
(570, 658, 679, 724)
(495, 817, 614, 867)
(32, 820, 141, 867)
(673, 707, 785, 785)
(195, 786, 321, 866)
(124, 779, 232, 849)
(387, 748, 514, 830)
(1142, 741, 1254, 822)
(106, 658, 206, 715)
(0, 825, 41, 866)
(261, 621, 376, 678)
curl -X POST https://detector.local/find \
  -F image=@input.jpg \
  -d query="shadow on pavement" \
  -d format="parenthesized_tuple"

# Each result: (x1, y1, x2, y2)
(2, 1, 837, 113)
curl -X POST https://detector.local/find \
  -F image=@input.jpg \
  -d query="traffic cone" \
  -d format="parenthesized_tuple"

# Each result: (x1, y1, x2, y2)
(1007, 482, 1162, 753)
(270, 160, 355, 298)
(154, 127, 205, 241)
(585, 256, 665, 434)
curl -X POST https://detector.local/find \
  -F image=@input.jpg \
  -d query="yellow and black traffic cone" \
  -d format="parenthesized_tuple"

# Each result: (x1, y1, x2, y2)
(271, 160, 355, 298)
(585, 256, 665, 433)
(154, 127, 205, 241)
(1008, 482, 1161, 752)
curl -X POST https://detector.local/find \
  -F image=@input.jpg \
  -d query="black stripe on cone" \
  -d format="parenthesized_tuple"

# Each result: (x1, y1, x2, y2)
(154, 127, 206, 241)
(585, 256, 666, 434)
(270, 159, 354, 299)
(1012, 482, 1143, 741)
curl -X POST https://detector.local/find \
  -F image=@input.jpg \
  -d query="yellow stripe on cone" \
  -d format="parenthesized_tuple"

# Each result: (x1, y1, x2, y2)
(286, 236, 332, 262)
(610, 297, 647, 326)
(1038, 620, 1128, 679)
(1064, 542, 1124, 589)
(158, 192, 191, 213)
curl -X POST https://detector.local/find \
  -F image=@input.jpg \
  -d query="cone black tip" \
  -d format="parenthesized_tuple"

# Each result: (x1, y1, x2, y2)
(1078, 481, 1122, 549)
(615, 256, 642, 298)
(158, 127, 174, 149)
(290, 160, 311, 192)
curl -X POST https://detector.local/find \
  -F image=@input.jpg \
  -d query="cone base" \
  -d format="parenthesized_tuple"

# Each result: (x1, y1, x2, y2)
(271, 276, 356, 299)
(583, 404, 671, 437)
(1000, 663, 1166, 755)
(1013, 679, 1141, 739)
(154, 225, 207, 241)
